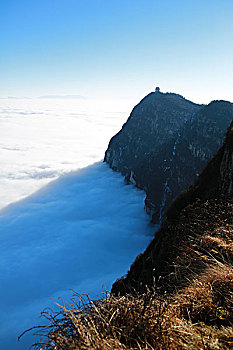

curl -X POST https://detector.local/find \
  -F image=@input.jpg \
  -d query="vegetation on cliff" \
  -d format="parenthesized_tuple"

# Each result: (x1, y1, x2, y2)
(22, 257, 233, 350)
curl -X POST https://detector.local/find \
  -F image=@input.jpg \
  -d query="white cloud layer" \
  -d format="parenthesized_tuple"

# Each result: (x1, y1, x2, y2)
(0, 98, 134, 208)
(0, 98, 155, 349)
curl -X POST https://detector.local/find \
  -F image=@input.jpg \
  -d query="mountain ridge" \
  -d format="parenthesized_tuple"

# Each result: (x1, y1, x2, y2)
(104, 90, 233, 222)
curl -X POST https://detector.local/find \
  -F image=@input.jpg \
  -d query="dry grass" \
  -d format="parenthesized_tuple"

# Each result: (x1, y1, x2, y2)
(21, 262, 233, 350)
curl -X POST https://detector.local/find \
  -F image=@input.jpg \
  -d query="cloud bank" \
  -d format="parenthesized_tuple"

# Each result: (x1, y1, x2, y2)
(0, 162, 155, 349)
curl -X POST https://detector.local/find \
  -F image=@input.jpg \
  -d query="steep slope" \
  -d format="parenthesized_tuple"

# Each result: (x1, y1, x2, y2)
(112, 121, 233, 295)
(104, 90, 233, 223)
(145, 100, 233, 221)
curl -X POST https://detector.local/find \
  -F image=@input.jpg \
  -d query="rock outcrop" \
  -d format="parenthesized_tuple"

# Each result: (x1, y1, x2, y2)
(104, 89, 233, 223)
(112, 121, 233, 295)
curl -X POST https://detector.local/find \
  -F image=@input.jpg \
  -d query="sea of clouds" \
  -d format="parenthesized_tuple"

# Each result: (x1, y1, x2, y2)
(0, 98, 132, 208)
(0, 98, 155, 349)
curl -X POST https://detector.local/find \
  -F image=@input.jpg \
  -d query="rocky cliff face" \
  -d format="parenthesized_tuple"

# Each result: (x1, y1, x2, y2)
(112, 121, 233, 295)
(104, 90, 233, 223)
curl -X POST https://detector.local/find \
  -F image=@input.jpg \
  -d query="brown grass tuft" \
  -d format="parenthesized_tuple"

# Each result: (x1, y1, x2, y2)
(22, 262, 233, 349)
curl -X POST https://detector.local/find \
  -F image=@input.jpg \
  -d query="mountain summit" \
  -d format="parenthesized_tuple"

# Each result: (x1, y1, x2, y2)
(104, 90, 233, 222)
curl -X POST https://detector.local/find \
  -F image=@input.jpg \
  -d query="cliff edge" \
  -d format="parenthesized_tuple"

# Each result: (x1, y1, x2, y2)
(104, 90, 233, 222)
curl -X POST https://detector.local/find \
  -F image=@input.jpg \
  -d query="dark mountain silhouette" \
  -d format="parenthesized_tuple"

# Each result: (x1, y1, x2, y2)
(104, 89, 233, 223)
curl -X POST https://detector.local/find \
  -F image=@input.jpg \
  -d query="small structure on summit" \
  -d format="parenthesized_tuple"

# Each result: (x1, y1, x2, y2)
(155, 87, 160, 92)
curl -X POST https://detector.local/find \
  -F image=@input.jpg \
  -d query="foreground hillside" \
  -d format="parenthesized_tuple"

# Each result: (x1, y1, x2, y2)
(26, 123, 233, 348)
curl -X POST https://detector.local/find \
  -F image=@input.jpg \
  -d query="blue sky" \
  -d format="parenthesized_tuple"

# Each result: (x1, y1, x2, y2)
(1, 0, 233, 103)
